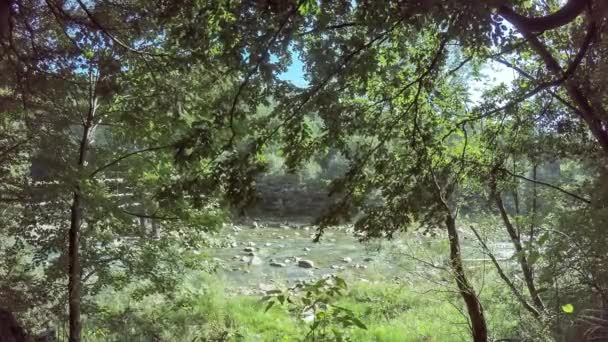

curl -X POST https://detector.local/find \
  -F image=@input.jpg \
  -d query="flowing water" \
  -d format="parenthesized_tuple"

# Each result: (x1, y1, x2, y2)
(208, 221, 515, 294)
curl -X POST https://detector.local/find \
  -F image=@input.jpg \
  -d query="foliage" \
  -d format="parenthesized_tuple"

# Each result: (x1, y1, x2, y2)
(263, 275, 367, 341)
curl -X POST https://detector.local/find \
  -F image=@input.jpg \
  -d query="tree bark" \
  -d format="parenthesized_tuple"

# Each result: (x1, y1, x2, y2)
(445, 214, 488, 342)
(493, 189, 546, 313)
(68, 121, 91, 342)
(68, 76, 98, 342)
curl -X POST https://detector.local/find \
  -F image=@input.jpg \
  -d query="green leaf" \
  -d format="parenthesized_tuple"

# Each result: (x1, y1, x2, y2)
(351, 317, 368, 330)
(83, 49, 95, 59)
(561, 303, 574, 314)
(264, 300, 275, 312)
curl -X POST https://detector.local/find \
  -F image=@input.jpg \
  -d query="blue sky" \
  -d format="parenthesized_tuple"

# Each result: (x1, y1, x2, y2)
(278, 56, 308, 87)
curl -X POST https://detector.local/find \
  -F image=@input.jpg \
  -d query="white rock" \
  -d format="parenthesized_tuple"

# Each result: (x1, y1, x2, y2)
(249, 255, 263, 266)
(341, 257, 352, 263)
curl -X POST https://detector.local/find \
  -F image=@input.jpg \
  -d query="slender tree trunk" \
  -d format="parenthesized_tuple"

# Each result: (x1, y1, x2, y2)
(445, 214, 488, 342)
(151, 219, 160, 239)
(529, 163, 538, 245)
(493, 190, 545, 313)
(68, 74, 98, 342)
(68, 122, 91, 342)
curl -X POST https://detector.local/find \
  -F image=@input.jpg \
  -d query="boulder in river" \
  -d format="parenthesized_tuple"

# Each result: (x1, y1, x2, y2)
(341, 257, 352, 263)
(270, 262, 286, 267)
(249, 255, 263, 266)
(265, 242, 272, 247)
(297, 259, 315, 268)
(243, 247, 255, 252)
(303, 247, 311, 252)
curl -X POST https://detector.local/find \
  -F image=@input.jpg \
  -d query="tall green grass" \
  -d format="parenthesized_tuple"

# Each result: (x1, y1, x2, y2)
(81, 268, 536, 341)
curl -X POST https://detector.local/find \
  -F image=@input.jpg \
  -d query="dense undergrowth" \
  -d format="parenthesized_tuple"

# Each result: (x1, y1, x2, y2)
(74, 267, 540, 342)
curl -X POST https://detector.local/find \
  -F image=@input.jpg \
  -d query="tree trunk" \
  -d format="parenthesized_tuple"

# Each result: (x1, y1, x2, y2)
(494, 190, 545, 312)
(151, 219, 160, 240)
(68, 109, 94, 342)
(68, 190, 83, 342)
(445, 214, 488, 342)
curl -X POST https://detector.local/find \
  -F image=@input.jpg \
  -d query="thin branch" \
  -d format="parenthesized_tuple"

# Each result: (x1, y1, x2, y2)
(120, 210, 179, 221)
(73, 0, 165, 56)
(469, 225, 541, 319)
(498, 167, 591, 204)
(298, 22, 361, 36)
(89, 144, 174, 178)
(494, 57, 580, 112)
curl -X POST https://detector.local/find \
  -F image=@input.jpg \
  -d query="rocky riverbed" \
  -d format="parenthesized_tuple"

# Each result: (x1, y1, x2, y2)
(208, 221, 515, 296)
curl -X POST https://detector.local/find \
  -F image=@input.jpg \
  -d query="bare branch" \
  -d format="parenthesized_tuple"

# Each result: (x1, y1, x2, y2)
(469, 225, 541, 319)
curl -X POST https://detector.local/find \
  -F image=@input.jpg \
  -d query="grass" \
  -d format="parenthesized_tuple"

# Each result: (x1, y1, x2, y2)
(81, 266, 535, 341)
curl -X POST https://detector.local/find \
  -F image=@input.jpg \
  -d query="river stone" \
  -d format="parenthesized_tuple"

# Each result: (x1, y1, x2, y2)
(331, 265, 345, 270)
(363, 257, 373, 262)
(265, 242, 272, 247)
(247, 241, 256, 247)
(297, 259, 315, 268)
(270, 262, 286, 267)
(243, 247, 255, 252)
(303, 247, 311, 252)
(249, 255, 263, 266)
(341, 257, 352, 263)
(258, 283, 276, 292)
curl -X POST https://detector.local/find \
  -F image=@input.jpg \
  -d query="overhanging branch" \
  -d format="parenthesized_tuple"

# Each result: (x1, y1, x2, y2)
(497, 0, 590, 33)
